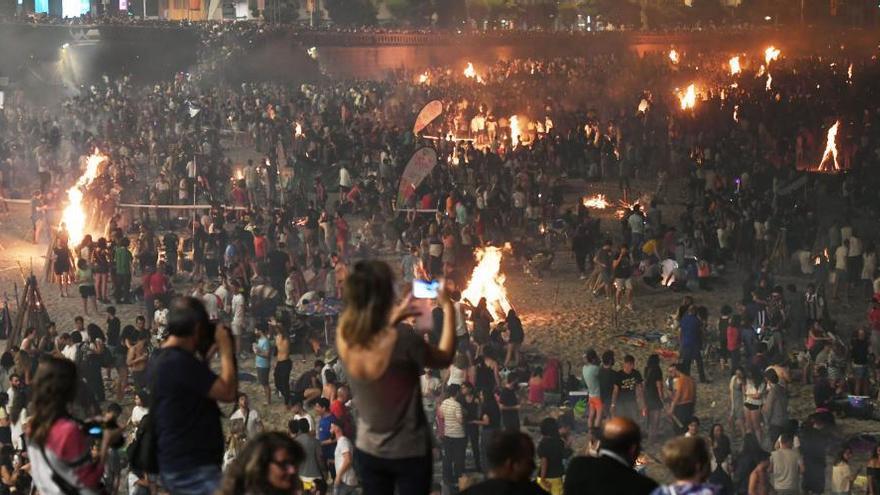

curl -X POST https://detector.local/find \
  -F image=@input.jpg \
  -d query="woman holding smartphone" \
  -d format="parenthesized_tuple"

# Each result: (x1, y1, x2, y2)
(26, 357, 121, 494)
(337, 260, 456, 495)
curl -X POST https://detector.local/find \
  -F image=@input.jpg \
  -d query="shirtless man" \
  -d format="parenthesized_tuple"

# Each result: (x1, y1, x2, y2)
(127, 333, 149, 393)
(273, 319, 293, 404)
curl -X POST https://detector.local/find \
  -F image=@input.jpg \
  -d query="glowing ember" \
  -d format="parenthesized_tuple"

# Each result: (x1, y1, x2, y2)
(461, 246, 513, 320)
(582, 194, 610, 209)
(510, 115, 522, 147)
(418, 72, 429, 84)
(729, 56, 741, 76)
(764, 46, 781, 65)
(62, 149, 107, 244)
(817, 121, 841, 172)
(678, 84, 697, 110)
(637, 99, 649, 113)
(668, 49, 679, 64)
(765, 72, 773, 91)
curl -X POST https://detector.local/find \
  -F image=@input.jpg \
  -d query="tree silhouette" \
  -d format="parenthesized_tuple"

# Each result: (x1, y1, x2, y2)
(324, 0, 377, 25)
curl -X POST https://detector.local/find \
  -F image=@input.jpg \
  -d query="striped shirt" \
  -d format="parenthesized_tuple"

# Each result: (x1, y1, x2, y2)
(439, 398, 465, 438)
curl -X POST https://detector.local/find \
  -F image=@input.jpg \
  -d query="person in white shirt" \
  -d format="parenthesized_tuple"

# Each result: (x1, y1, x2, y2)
(5, 375, 21, 417)
(229, 393, 263, 440)
(288, 400, 315, 433)
(420, 368, 441, 428)
(129, 391, 149, 428)
(832, 239, 849, 301)
(231, 286, 246, 353)
(61, 341, 78, 362)
(439, 385, 467, 484)
(331, 421, 358, 494)
(831, 448, 856, 495)
(338, 166, 352, 202)
(214, 278, 231, 314)
(202, 282, 222, 322)
(296, 291, 321, 313)
(153, 299, 168, 339)
(73, 316, 89, 343)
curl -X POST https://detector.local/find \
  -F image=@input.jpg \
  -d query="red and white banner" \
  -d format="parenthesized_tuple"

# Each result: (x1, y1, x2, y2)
(397, 147, 437, 206)
(413, 100, 443, 135)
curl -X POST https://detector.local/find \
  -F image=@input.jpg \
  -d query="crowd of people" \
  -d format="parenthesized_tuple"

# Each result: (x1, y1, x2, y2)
(0, 9, 774, 33)
(2, 17, 880, 495)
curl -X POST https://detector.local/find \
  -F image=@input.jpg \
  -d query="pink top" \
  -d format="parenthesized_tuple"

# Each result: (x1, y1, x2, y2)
(528, 377, 545, 404)
(28, 417, 104, 495)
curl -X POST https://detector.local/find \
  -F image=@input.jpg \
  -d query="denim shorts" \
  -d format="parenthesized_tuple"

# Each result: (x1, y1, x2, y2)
(852, 364, 869, 380)
(160, 465, 221, 495)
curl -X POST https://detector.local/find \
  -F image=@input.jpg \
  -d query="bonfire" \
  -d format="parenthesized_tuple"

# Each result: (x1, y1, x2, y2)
(678, 84, 697, 110)
(764, 46, 781, 65)
(817, 121, 841, 172)
(729, 56, 741, 76)
(461, 246, 513, 321)
(582, 194, 610, 209)
(510, 115, 522, 148)
(61, 149, 107, 244)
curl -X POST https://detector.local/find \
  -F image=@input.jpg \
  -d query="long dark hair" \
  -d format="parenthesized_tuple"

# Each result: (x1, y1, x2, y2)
(220, 432, 305, 495)
(28, 357, 78, 446)
(338, 260, 395, 348)
(644, 354, 662, 380)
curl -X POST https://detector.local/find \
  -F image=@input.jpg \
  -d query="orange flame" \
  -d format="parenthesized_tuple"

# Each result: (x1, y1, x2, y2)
(582, 194, 610, 209)
(764, 46, 780, 65)
(847, 63, 853, 83)
(461, 246, 513, 320)
(668, 49, 679, 64)
(733, 105, 739, 123)
(616, 199, 641, 219)
(418, 72, 429, 84)
(678, 84, 697, 110)
(729, 56, 741, 76)
(817, 121, 840, 172)
(62, 149, 107, 244)
(637, 99, 649, 113)
(510, 115, 522, 147)
(765, 72, 773, 91)
(464, 62, 477, 79)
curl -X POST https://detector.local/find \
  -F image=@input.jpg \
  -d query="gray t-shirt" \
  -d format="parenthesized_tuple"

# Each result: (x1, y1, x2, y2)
(349, 326, 431, 459)
(764, 383, 789, 427)
(770, 448, 801, 491)
(582, 364, 600, 398)
(294, 433, 323, 479)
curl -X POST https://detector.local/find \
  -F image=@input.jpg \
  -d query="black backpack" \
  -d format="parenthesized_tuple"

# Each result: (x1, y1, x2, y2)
(127, 352, 163, 474)
(127, 412, 158, 474)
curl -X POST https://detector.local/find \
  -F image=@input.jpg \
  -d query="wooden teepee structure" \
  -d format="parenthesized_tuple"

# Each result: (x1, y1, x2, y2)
(8, 274, 51, 349)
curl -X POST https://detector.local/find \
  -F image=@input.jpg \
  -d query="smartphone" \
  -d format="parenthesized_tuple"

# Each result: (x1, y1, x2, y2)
(86, 424, 103, 437)
(413, 279, 440, 299)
